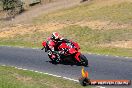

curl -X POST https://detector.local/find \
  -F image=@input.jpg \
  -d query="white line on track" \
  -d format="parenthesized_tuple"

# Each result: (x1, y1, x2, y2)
(105, 55, 108, 56)
(96, 86, 105, 88)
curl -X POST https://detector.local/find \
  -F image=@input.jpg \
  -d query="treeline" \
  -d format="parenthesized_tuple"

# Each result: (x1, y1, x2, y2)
(1, 0, 24, 11)
(0, 0, 24, 18)
(0, 0, 56, 19)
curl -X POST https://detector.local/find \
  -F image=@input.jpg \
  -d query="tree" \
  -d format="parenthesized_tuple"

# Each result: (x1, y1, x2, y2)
(1, 0, 24, 18)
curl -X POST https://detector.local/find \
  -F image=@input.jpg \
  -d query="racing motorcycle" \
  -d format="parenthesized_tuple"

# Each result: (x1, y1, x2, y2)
(41, 39, 88, 66)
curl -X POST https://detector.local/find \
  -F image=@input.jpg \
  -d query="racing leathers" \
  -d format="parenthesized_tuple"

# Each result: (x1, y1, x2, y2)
(46, 37, 67, 62)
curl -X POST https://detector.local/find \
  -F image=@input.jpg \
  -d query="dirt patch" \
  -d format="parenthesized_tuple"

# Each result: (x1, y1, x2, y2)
(75, 20, 110, 29)
(91, 0, 132, 9)
(0, 23, 66, 38)
(74, 20, 132, 30)
(99, 41, 132, 48)
(37, 23, 66, 32)
(16, 75, 32, 81)
(3, 0, 81, 24)
(0, 20, 131, 38)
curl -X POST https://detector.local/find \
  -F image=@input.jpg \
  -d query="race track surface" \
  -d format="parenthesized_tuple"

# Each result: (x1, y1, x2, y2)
(0, 46, 132, 87)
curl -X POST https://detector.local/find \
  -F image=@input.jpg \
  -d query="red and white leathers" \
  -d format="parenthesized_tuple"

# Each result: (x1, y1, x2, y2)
(45, 32, 73, 62)
(47, 37, 56, 52)
(46, 36, 64, 62)
(47, 36, 64, 52)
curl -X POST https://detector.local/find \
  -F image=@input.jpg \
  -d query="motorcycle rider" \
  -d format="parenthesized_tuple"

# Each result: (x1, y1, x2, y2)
(43, 32, 70, 63)
(42, 32, 88, 66)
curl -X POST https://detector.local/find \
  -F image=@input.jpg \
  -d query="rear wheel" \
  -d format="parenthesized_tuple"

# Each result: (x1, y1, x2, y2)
(80, 54, 88, 66)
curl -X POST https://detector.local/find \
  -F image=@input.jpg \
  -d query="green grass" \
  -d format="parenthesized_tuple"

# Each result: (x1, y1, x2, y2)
(0, 25, 132, 57)
(33, 1, 132, 24)
(0, 65, 92, 88)
(89, 2, 132, 23)
(58, 25, 132, 57)
(86, 46, 132, 57)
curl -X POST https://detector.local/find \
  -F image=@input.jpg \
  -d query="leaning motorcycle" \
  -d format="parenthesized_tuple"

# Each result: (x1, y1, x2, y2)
(41, 40, 88, 66)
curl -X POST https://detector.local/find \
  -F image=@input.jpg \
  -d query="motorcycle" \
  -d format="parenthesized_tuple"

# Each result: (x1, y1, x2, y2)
(41, 40, 88, 66)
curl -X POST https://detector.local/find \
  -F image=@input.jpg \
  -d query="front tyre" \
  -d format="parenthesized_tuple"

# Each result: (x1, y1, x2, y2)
(80, 54, 88, 66)
(48, 54, 60, 64)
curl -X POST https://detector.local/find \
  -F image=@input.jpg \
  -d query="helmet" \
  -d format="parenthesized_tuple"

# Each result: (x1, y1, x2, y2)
(51, 32, 60, 40)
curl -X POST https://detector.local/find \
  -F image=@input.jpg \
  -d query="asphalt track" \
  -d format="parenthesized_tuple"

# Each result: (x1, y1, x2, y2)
(0, 46, 132, 88)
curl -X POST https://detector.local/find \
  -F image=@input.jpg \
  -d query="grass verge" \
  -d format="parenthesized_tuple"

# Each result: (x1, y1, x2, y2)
(0, 65, 92, 88)
(0, 25, 132, 57)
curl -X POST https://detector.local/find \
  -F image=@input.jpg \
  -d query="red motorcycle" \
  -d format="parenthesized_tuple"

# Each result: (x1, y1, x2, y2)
(42, 40, 88, 66)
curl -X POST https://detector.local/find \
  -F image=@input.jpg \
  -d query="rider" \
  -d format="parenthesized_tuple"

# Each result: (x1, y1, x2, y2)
(45, 32, 70, 62)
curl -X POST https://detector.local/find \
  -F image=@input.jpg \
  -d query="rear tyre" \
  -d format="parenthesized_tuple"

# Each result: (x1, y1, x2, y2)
(80, 54, 88, 66)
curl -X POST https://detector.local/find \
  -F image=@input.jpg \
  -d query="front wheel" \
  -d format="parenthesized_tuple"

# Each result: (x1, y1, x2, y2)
(48, 54, 60, 64)
(80, 54, 88, 66)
